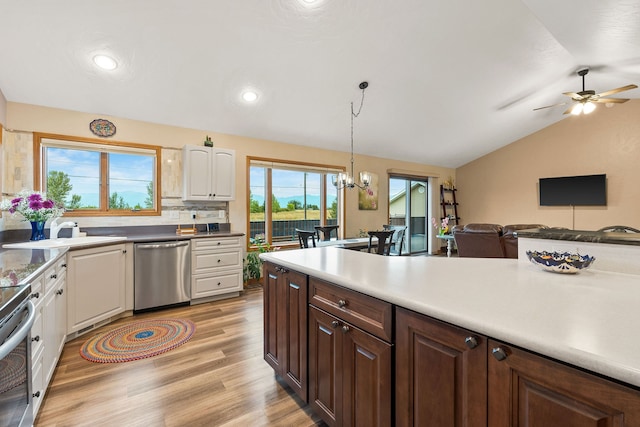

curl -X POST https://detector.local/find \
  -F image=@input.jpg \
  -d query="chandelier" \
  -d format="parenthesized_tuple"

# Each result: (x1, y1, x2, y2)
(332, 81, 371, 190)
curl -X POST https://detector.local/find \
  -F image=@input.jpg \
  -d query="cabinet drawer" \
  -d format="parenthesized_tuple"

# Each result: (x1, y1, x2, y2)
(309, 277, 393, 342)
(192, 249, 242, 273)
(31, 306, 44, 358)
(30, 275, 44, 307)
(192, 236, 242, 250)
(43, 264, 58, 294)
(192, 271, 242, 297)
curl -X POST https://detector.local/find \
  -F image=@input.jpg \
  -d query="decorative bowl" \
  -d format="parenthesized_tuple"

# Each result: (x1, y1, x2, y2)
(525, 250, 595, 274)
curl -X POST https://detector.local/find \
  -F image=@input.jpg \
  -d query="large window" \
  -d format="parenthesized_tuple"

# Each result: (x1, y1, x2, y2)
(34, 133, 161, 216)
(248, 158, 343, 247)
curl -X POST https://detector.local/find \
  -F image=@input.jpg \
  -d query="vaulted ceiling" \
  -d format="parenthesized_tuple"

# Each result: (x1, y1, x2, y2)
(1, 0, 639, 168)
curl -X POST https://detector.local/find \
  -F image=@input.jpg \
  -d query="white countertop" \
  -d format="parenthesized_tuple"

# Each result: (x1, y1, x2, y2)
(262, 247, 640, 388)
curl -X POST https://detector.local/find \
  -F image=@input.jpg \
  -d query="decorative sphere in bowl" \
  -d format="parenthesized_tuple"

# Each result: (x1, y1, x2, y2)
(525, 250, 595, 274)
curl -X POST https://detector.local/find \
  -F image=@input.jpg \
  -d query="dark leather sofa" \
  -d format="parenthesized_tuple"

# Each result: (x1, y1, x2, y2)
(452, 223, 547, 258)
(502, 224, 548, 258)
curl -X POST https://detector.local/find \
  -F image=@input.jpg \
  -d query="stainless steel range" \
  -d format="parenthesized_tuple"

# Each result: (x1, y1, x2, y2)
(0, 284, 34, 427)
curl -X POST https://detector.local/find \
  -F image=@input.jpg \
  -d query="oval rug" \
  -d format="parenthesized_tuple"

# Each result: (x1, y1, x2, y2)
(80, 319, 196, 363)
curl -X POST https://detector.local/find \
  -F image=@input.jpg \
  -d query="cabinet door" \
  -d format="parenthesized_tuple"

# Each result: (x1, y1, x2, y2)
(211, 148, 235, 200)
(308, 306, 340, 427)
(53, 276, 67, 357)
(67, 244, 126, 334)
(396, 308, 487, 427)
(341, 318, 392, 427)
(488, 339, 640, 427)
(263, 262, 284, 373)
(182, 145, 212, 200)
(282, 269, 308, 402)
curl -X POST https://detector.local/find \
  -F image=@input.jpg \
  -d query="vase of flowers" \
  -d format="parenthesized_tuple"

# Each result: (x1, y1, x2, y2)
(431, 216, 450, 236)
(1, 190, 65, 240)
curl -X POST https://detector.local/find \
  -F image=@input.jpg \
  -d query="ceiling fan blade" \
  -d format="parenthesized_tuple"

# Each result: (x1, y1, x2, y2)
(592, 97, 629, 104)
(533, 102, 567, 111)
(563, 91, 585, 100)
(596, 84, 638, 97)
(562, 105, 575, 115)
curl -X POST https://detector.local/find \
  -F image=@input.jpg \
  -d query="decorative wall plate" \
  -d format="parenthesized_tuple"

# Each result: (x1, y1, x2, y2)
(90, 119, 116, 137)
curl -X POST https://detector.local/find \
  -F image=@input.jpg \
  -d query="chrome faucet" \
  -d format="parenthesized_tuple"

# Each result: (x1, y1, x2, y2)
(50, 218, 76, 239)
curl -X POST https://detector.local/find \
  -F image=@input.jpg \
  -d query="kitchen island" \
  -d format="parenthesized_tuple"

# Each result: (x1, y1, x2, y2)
(261, 247, 640, 426)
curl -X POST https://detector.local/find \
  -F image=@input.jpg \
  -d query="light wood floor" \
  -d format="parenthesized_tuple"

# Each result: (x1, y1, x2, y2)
(35, 287, 324, 427)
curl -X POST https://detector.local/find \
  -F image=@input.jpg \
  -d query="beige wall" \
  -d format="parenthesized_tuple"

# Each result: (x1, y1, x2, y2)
(456, 100, 640, 230)
(0, 89, 6, 126)
(4, 102, 454, 239)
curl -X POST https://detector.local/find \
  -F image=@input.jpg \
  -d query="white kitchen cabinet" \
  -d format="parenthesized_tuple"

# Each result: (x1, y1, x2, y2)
(30, 252, 67, 419)
(191, 236, 243, 301)
(182, 145, 235, 201)
(66, 244, 126, 335)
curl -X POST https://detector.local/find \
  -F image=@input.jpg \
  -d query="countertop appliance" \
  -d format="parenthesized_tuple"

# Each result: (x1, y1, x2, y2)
(0, 284, 34, 427)
(134, 241, 191, 312)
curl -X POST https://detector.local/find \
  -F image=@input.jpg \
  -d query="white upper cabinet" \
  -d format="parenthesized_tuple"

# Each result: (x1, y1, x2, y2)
(182, 145, 236, 201)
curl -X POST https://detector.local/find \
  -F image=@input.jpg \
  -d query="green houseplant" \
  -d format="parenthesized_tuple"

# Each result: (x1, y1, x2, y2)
(243, 234, 278, 286)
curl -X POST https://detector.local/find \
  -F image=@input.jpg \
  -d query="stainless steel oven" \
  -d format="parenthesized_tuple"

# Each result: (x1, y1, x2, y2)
(0, 285, 34, 427)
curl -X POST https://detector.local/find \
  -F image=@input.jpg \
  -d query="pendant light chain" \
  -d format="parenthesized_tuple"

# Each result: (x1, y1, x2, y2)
(332, 81, 371, 190)
(350, 85, 367, 177)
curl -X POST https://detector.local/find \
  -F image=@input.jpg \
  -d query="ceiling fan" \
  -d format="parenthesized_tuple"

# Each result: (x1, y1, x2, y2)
(534, 68, 638, 115)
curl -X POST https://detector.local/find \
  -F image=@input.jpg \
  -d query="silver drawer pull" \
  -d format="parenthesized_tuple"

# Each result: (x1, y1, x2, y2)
(338, 299, 347, 308)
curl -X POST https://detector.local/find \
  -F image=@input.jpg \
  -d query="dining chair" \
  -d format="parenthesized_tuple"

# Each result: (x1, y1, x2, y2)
(314, 225, 339, 241)
(296, 229, 317, 248)
(383, 225, 407, 256)
(367, 230, 394, 255)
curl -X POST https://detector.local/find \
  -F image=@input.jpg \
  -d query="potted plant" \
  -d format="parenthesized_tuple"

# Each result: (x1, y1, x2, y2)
(243, 234, 278, 287)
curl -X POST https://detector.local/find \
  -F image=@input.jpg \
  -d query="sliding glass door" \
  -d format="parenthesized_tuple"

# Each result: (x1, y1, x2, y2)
(389, 177, 429, 255)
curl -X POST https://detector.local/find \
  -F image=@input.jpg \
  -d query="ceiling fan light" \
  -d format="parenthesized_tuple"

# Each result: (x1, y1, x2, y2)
(583, 101, 596, 114)
(571, 103, 584, 115)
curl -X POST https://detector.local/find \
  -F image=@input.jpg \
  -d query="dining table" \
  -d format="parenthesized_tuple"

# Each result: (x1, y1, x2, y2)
(317, 237, 374, 251)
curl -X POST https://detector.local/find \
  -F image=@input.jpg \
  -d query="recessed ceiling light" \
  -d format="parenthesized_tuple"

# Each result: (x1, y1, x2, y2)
(93, 54, 118, 71)
(242, 91, 258, 102)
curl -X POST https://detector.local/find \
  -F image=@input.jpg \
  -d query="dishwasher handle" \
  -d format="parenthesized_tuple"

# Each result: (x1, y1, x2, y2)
(136, 241, 190, 250)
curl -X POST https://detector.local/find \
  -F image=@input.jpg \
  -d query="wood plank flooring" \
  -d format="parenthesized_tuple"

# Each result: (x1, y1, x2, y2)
(35, 287, 325, 427)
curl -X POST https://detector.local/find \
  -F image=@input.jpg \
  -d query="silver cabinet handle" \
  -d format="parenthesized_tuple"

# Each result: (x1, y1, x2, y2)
(56, 289, 64, 295)
(341, 325, 350, 333)
(465, 336, 479, 349)
(32, 335, 40, 342)
(331, 320, 340, 328)
(492, 347, 508, 361)
(338, 299, 347, 308)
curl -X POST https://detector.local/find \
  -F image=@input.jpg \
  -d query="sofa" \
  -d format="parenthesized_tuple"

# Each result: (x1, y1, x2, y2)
(502, 224, 548, 258)
(452, 223, 547, 258)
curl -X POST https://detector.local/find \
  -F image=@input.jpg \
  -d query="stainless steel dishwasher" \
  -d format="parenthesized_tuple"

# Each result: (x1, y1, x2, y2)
(134, 240, 191, 311)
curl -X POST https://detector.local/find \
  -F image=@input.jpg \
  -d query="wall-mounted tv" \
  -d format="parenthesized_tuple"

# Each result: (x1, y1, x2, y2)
(539, 174, 606, 206)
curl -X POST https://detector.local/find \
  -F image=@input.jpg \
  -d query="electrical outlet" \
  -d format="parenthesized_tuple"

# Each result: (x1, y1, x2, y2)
(218, 210, 225, 219)
(191, 210, 197, 219)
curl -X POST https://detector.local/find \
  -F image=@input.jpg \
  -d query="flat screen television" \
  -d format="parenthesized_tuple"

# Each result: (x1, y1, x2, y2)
(539, 174, 606, 206)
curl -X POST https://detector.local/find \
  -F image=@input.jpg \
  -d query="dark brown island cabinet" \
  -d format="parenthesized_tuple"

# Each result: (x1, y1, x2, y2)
(263, 261, 640, 427)
(263, 262, 308, 401)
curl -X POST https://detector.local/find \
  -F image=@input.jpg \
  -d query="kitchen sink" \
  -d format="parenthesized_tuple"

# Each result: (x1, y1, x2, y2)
(3, 236, 127, 249)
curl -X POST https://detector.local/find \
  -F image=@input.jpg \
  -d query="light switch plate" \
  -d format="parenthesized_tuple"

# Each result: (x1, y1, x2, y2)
(218, 210, 225, 219)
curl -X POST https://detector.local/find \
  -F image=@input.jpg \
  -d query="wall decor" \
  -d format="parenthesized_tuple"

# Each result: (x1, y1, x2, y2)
(89, 119, 116, 137)
(358, 171, 378, 210)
